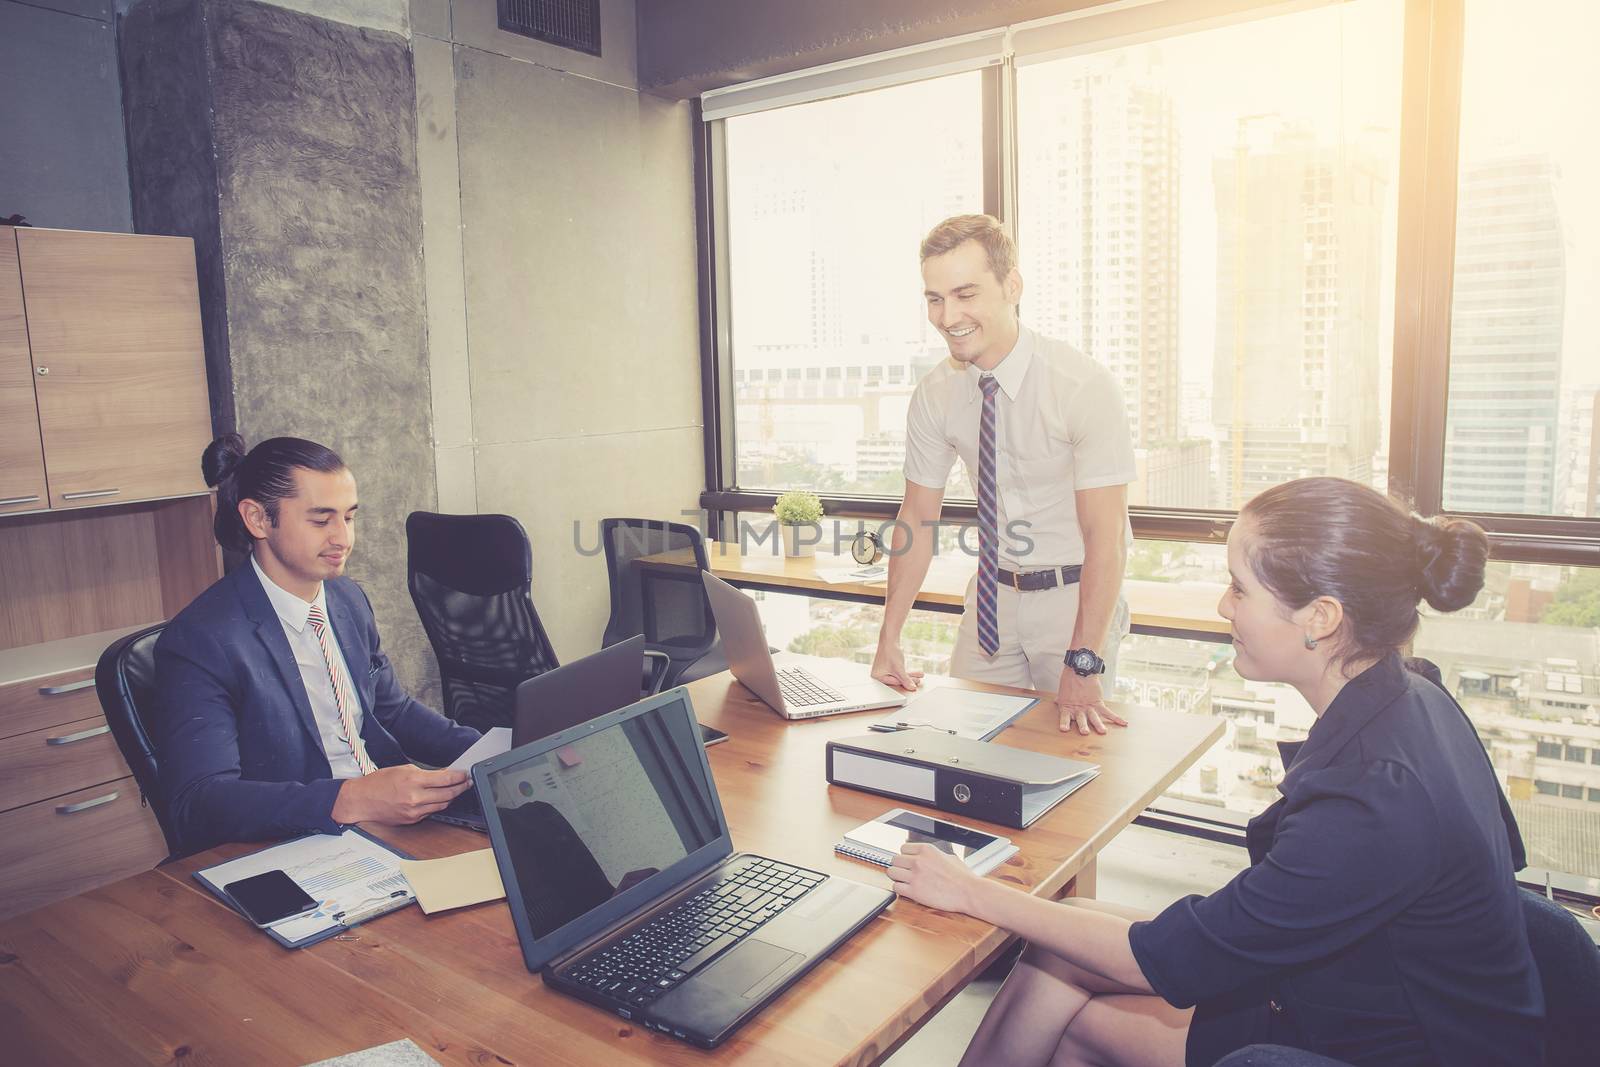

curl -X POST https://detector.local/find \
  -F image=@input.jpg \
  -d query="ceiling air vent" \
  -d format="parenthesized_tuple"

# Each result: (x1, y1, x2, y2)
(498, 0, 602, 57)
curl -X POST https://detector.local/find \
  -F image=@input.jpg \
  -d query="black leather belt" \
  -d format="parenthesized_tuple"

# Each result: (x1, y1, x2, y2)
(995, 564, 1083, 592)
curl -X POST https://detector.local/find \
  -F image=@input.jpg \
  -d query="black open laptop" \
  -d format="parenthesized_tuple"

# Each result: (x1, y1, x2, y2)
(434, 636, 725, 832)
(474, 687, 893, 1048)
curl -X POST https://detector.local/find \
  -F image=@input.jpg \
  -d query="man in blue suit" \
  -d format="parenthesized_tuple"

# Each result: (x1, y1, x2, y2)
(155, 434, 479, 854)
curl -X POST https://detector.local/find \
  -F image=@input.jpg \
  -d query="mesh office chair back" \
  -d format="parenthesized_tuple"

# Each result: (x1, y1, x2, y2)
(95, 623, 182, 857)
(599, 518, 723, 687)
(407, 511, 560, 731)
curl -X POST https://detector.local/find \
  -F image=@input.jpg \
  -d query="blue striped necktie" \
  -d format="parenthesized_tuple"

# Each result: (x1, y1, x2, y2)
(977, 374, 1001, 656)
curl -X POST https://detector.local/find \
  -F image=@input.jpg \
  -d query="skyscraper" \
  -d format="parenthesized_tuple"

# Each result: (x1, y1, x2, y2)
(1443, 154, 1565, 515)
(1020, 54, 1180, 451)
(1211, 118, 1387, 508)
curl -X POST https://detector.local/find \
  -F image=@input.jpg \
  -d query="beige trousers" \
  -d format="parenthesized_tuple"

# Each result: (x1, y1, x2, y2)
(948, 575, 1129, 696)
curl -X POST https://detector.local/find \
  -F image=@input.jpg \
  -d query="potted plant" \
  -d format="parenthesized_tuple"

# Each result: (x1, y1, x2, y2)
(772, 490, 824, 558)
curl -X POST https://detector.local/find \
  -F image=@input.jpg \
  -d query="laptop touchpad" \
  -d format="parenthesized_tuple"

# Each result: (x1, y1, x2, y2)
(702, 939, 803, 1000)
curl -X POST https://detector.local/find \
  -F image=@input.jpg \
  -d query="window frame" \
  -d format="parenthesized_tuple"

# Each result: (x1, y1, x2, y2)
(693, 0, 1600, 569)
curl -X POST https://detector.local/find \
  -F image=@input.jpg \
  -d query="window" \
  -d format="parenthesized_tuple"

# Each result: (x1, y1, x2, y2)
(1017, 1, 1402, 511)
(1443, 1, 1600, 518)
(697, 1, 1600, 883)
(724, 72, 984, 499)
(1418, 559, 1600, 878)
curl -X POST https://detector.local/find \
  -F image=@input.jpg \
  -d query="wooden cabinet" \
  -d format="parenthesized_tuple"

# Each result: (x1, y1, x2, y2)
(0, 225, 221, 920)
(0, 234, 48, 511)
(0, 776, 168, 921)
(0, 226, 212, 513)
(0, 637, 170, 922)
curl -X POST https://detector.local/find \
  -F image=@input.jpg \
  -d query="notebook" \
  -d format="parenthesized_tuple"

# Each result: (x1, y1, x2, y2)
(834, 808, 1019, 877)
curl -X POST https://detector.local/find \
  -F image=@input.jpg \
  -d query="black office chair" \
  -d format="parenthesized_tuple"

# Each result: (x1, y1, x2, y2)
(1214, 888, 1600, 1067)
(599, 518, 728, 688)
(1523, 887, 1600, 1067)
(406, 511, 561, 732)
(94, 622, 181, 858)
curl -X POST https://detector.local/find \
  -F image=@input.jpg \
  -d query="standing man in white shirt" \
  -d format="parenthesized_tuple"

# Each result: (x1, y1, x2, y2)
(871, 215, 1137, 734)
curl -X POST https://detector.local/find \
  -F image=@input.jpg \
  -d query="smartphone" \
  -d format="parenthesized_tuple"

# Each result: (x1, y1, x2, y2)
(224, 869, 319, 926)
(699, 723, 729, 747)
(849, 809, 1001, 862)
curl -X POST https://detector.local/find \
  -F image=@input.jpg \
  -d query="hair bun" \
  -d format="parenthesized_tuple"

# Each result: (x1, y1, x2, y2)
(201, 433, 248, 488)
(1412, 515, 1488, 612)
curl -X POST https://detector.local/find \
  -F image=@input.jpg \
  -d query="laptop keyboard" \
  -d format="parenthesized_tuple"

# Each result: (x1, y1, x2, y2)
(776, 667, 846, 707)
(560, 858, 825, 1009)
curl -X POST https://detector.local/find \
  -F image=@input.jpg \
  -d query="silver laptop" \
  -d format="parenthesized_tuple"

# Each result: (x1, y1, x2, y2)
(701, 571, 907, 719)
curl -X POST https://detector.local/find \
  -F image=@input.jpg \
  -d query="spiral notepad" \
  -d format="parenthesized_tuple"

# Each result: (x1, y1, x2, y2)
(834, 839, 899, 867)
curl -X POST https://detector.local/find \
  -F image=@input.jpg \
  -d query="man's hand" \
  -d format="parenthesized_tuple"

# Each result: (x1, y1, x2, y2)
(887, 843, 983, 914)
(1056, 669, 1127, 736)
(871, 641, 924, 691)
(331, 765, 472, 826)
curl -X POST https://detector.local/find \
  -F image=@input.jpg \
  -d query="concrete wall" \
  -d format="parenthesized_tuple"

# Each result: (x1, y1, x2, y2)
(120, 0, 233, 430)
(635, 0, 1101, 99)
(413, 0, 704, 664)
(0, 0, 132, 231)
(123, 0, 440, 703)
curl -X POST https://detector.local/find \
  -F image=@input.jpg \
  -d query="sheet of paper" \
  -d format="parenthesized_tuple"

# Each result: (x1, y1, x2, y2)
(447, 726, 511, 772)
(197, 829, 414, 943)
(882, 685, 1038, 741)
(399, 848, 506, 915)
(812, 563, 889, 585)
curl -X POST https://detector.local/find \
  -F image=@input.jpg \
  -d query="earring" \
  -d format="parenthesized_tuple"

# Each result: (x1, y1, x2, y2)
(1304, 635, 1319, 650)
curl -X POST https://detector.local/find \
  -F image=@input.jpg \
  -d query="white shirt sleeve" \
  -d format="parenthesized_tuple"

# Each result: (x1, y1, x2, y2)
(1068, 366, 1138, 491)
(902, 377, 958, 490)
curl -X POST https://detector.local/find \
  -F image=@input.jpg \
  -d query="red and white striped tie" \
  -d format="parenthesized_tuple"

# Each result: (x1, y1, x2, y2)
(306, 603, 377, 775)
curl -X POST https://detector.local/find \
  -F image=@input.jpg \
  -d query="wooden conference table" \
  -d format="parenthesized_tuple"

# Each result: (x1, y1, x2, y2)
(640, 541, 1231, 642)
(0, 673, 1222, 1066)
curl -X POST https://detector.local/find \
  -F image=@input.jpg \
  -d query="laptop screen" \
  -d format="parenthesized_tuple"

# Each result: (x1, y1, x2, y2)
(483, 691, 728, 958)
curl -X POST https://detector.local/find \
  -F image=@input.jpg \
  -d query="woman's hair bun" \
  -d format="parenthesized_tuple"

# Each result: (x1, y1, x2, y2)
(201, 433, 248, 489)
(1412, 515, 1489, 613)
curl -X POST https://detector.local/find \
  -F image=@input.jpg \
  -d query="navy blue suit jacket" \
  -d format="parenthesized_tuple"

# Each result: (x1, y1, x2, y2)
(1130, 654, 1542, 1067)
(153, 562, 479, 855)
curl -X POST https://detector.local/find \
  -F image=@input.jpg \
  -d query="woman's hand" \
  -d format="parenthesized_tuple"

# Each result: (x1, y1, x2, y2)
(886, 843, 984, 914)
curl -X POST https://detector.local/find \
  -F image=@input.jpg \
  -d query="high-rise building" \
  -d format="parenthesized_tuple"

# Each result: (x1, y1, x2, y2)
(1211, 118, 1387, 508)
(1443, 154, 1565, 514)
(1020, 54, 1180, 451)
(1131, 440, 1212, 509)
(1556, 385, 1598, 519)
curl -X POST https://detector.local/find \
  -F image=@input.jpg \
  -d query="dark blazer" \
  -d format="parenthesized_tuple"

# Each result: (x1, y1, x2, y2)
(153, 562, 479, 855)
(1129, 653, 1543, 1067)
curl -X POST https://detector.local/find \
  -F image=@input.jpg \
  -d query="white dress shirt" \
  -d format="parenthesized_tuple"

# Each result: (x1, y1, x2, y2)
(251, 556, 367, 779)
(902, 324, 1136, 568)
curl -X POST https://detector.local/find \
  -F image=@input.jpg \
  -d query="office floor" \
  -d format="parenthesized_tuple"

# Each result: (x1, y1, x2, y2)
(883, 825, 1246, 1066)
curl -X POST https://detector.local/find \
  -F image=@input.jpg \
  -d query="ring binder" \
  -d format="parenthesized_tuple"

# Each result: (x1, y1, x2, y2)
(826, 732, 1099, 829)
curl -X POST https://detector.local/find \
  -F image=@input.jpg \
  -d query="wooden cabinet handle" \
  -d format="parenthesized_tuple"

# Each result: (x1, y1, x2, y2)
(46, 724, 110, 746)
(39, 678, 96, 696)
(55, 791, 119, 815)
(0, 495, 41, 507)
(61, 488, 121, 501)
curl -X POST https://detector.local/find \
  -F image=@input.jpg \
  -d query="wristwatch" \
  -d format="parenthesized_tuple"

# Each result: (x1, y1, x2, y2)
(1064, 647, 1106, 677)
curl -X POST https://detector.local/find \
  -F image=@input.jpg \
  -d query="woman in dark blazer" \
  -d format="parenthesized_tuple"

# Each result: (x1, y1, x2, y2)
(889, 477, 1543, 1067)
